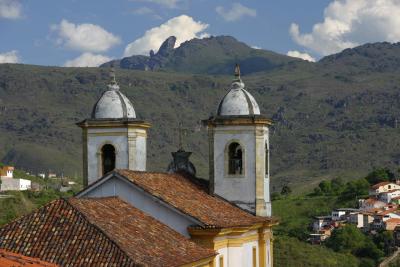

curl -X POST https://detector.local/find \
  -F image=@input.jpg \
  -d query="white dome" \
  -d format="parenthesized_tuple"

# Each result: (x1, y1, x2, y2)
(92, 83, 136, 119)
(217, 80, 260, 116)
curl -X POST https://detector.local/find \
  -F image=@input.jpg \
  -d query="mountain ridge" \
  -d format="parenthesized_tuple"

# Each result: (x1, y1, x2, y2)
(101, 35, 304, 75)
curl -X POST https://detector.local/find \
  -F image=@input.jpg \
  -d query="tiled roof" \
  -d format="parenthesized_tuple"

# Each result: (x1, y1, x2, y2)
(371, 182, 392, 189)
(114, 170, 272, 228)
(0, 249, 58, 267)
(385, 218, 400, 224)
(0, 197, 215, 267)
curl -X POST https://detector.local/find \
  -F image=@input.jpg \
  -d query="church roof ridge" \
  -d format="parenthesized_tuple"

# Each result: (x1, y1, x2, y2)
(111, 169, 273, 228)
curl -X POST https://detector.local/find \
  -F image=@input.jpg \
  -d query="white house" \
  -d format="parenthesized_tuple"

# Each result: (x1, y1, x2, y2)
(0, 178, 31, 191)
(349, 212, 374, 229)
(369, 182, 400, 196)
(379, 190, 400, 203)
(331, 208, 359, 220)
(313, 216, 332, 231)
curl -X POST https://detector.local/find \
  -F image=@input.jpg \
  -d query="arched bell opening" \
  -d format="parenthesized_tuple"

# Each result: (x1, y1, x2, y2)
(101, 144, 116, 175)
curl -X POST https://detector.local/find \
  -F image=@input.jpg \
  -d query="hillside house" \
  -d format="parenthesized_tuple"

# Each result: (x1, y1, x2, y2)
(0, 178, 31, 191)
(313, 216, 332, 232)
(0, 166, 31, 192)
(0, 166, 14, 178)
(359, 198, 386, 211)
(380, 190, 400, 203)
(369, 182, 400, 196)
(384, 218, 400, 231)
(331, 208, 359, 221)
(348, 212, 374, 229)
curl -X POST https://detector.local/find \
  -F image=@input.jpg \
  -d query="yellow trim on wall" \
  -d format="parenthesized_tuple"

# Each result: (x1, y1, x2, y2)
(180, 255, 216, 267)
(189, 223, 277, 267)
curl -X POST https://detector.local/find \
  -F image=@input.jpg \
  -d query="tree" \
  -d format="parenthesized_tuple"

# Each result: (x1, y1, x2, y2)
(326, 225, 384, 264)
(326, 225, 366, 254)
(365, 168, 395, 185)
(319, 180, 332, 194)
(281, 185, 292, 196)
(331, 177, 345, 194)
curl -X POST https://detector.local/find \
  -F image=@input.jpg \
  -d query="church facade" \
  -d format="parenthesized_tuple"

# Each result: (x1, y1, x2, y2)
(0, 66, 277, 267)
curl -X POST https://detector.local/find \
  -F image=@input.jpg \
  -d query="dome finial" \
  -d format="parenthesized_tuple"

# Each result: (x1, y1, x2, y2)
(108, 67, 119, 90)
(234, 63, 241, 79)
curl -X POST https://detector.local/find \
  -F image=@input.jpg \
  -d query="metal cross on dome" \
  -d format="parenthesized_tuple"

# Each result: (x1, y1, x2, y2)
(109, 67, 118, 85)
(234, 63, 241, 79)
(174, 122, 190, 151)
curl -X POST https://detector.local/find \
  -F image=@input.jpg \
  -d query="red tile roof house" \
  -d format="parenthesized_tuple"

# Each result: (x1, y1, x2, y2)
(0, 170, 277, 267)
(0, 249, 58, 267)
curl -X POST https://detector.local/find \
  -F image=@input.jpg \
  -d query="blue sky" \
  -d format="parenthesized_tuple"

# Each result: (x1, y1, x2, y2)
(0, 0, 399, 66)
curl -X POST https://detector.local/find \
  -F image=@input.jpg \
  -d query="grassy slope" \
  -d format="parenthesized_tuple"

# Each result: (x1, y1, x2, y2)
(272, 194, 360, 266)
(1, 60, 400, 192)
(274, 236, 359, 267)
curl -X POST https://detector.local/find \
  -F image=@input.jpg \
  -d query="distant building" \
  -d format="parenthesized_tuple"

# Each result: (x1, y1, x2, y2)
(0, 166, 14, 178)
(369, 182, 400, 196)
(48, 173, 57, 179)
(331, 208, 359, 221)
(0, 178, 31, 191)
(384, 218, 400, 231)
(359, 198, 386, 210)
(379, 189, 400, 203)
(313, 216, 332, 232)
(0, 166, 31, 192)
(37, 173, 45, 179)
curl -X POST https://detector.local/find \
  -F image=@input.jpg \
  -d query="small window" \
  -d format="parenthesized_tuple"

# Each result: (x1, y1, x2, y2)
(228, 142, 243, 175)
(101, 144, 116, 175)
(219, 255, 224, 267)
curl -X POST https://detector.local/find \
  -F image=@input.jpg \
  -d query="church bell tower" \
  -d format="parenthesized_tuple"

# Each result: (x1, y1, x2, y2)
(77, 70, 151, 186)
(205, 65, 272, 217)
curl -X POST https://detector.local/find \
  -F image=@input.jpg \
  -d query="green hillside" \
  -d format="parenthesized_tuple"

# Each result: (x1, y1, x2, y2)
(1, 41, 400, 192)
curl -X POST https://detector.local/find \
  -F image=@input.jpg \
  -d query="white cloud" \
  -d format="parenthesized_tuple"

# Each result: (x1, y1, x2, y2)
(287, 50, 316, 62)
(290, 0, 400, 56)
(0, 50, 19, 63)
(216, 3, 256, 22)
(124, 14, 209, 56)
(0, 0, 21, 19)
(64, 53, 111, 67)
(132, 0, 182, 8)
(52, 19, 121, 53)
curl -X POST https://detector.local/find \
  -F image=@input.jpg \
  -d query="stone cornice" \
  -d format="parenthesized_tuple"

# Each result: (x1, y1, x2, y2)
(76, 119, 151, 129)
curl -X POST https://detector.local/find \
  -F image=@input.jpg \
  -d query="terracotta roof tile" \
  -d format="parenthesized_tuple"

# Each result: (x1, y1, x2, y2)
(0, 249, 58, 267)
(114, 170, 272, 228)
(70, 197, 216, 266)
(0, 197, 215, 267)
(372, 182, 392, 189)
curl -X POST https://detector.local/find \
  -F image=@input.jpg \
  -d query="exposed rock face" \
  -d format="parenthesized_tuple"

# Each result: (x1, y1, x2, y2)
(156, 36, 176, 57)
(102, 36, 178, 71)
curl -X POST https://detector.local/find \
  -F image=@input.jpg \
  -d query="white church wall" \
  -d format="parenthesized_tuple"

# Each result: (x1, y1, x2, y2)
(80, 176, 198, 237)
(133, 135, 146, 171)
(213, 125, 256, 204)
(87, 128, 129, 184)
